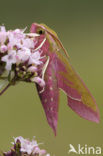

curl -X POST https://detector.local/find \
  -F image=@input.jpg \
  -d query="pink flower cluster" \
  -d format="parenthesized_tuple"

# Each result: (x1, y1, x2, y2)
(3, 136, 51, 156)
(0, 26, 46, 87)
(13, 136, 50, 156)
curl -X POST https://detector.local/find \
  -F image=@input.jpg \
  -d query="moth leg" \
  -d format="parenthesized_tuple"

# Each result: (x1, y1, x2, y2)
(38, 56, 50, 94)
(33, 38, 46, 52)
(42, 56, 50, 80)
(39, 87, 45, 94)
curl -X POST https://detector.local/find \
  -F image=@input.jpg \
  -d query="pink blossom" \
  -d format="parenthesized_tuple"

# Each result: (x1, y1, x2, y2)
(13, 136, 38, 155)
(13, 29, 25, 39)
(31, 77, 45, 87)
(7, 32, 21, 49)
(29, 51, 43, 65)
(28, 66, 37, 72)
(33, 146, 46, 155)
(22, 38, 34, 49)
(0, 26, 6, 32)
(13, 136, 50, 156)
(1, 50, 16, 70)
(0, 32, 7, 44)
(0, 26, 7, 44)
(0, 45, 7, 53)
(16, 47, 31, 63)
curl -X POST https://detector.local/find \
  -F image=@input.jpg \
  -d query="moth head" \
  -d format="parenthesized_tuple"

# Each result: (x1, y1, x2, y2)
(30, 23, 69, 58)
(36, 27, 45, 35)
(30, 23, 45, 35)
(30, 23, 58, 37)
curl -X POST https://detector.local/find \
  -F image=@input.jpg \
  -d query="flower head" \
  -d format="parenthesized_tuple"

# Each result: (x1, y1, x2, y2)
(0, 26, 47, 88)
(1, 50, 16, 70)
(13, 136, 38, 155)
(10, 136, 50, 156)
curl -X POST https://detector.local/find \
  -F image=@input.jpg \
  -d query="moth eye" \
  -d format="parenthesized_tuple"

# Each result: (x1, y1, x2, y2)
(38, 29, 45, 35)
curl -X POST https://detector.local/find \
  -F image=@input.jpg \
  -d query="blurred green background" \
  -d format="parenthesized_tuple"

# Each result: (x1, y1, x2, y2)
(0, 0, 103, 155)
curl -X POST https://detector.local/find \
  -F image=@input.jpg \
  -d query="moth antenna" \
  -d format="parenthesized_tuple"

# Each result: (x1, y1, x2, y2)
(46, 30, 70, 59)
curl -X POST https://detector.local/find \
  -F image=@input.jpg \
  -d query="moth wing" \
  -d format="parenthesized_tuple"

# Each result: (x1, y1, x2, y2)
(36, 55, 59, 135)
(55, 50, 100, 123)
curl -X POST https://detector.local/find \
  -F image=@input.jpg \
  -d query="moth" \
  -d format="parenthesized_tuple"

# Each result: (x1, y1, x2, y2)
(30, 23, 100, 135)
